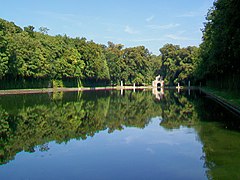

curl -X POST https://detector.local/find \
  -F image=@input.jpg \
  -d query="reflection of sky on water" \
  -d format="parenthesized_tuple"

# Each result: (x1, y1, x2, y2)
(0, 117, 207, 180)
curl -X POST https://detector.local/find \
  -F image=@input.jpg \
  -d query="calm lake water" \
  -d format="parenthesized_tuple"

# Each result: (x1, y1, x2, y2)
(0, 89, 240, 180)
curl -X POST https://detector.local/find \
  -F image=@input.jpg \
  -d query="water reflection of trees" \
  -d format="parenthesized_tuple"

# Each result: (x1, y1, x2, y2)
(197, 123, 240, 179)
(0, 90, 203, 166)
(192, 95, 240, 179)
(160, 90, 199, 129)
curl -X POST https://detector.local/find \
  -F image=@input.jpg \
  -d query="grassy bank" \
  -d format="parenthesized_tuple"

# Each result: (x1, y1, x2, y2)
(201, 87, 240, 108)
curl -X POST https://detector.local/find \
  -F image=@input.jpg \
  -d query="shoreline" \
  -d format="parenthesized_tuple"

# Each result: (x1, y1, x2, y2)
(0, 86, 153, 96)
(0, 86, 199, 96)
(0, 86, 201, 95)
(200, 88, 240, 116)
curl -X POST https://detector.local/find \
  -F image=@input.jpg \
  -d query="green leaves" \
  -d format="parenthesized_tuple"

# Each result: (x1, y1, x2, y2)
(196, 0, 240, 89)
(74, 39, 110, 81)
(159, 44, 198, 86)
(105, 43, 156, 85)
(7, 31, 47, 77)
(0, 18, 200, 87)
(0, 30, 9, 78)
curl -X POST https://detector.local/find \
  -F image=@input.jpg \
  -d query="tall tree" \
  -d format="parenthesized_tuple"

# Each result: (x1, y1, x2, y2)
(0, 30, 9, 79)
(196, 0, 240, 89)
(74, 38, 110, 81)
(159, 44, 198, 85)
(122, 46, 152, 85)
(105, 41, 124, 85)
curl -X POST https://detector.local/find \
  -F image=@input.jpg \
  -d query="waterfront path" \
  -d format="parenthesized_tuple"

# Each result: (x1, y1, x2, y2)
(0, 86, 152, 96)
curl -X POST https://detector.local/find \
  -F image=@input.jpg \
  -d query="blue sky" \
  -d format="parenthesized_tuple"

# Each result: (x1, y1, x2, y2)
(0, 0, 214, 55)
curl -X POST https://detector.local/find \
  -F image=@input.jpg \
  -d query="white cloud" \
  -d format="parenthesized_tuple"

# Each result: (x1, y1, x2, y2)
(148, 139, 180, 146)
(146, 147, 155, 154)
(146, 15, 155, 22)
(124, 136, 138, 144)
(165, 34, 192, 41)
(177, 11, 201, 18)
(147, 23, 180, 30)
(127, 38, 165, 42)
(124, 25, 139, 34)
(176, 30, 186, 35)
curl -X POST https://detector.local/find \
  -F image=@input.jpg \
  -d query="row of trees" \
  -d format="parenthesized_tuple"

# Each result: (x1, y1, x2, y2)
(0, 18, 198, 89)
(196, 0, 240, 90)
(1, 0, 240, 90)
(0, 19, 109, 88)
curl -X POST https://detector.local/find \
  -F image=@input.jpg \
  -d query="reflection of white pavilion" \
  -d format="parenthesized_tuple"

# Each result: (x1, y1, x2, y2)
(152, 87, 164, 100)
(152, 75, 165, 100)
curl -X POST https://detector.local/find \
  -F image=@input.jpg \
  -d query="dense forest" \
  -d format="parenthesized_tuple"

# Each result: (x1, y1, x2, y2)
(196, 0, 240, 90)
(0, 18, 198, 89)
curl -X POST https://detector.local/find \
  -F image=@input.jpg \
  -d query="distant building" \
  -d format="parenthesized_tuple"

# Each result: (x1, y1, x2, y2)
(152, 75, 164, 88)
